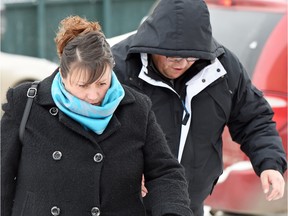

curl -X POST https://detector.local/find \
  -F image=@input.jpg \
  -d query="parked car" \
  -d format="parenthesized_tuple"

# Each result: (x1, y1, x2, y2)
(108, 0, 287, 214)
(0, 52, 58, 115)
(204, 0, 287, 215)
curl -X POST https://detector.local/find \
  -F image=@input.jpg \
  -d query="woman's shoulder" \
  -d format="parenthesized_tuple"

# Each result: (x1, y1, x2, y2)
(2, 82, 34, 120)
(5, 82, 33, 103)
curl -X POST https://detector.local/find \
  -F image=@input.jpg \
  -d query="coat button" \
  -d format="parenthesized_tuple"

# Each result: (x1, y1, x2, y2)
(93, 153, 103, 163)
(52, 151, 62, 160)
(91, 207, 100, 216)
(51, 206, 60, 215)
(49, 107, 59, 116)
(202, 79, 206, 83)
(217, 68, 221, 72)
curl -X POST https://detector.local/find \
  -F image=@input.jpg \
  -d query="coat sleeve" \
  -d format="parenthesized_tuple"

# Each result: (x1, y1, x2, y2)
(142, 102, 193, 216)
(1, 88, 22, 216)
(225, 54, 287, 176)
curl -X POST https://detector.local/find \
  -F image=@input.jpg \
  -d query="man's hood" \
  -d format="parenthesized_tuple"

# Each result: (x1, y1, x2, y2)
(129, 0, 224, 60)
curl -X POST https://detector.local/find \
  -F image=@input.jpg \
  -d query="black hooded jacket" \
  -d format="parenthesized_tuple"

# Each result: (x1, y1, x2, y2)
(112, 0, 287, 207)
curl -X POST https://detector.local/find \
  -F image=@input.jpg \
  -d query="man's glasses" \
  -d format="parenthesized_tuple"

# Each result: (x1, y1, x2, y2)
(166, 56, 199, 63)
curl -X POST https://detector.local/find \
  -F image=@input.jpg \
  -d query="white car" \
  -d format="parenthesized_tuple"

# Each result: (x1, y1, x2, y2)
(107, 30, 136, 47)
(0, 52, 58, 112)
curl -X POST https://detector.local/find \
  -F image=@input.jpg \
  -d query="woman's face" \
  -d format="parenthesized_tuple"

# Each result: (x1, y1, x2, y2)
(61, 66, 112, 106)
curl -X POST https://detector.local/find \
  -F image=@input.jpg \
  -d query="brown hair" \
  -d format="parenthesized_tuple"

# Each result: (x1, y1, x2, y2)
(54, 15, 114, 84)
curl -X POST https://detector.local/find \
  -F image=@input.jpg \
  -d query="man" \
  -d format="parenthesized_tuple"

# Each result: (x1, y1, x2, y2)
(111, 0, 287, 215)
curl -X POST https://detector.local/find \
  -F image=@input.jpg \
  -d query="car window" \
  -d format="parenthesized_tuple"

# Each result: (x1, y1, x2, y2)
(209, 8, 283, 77)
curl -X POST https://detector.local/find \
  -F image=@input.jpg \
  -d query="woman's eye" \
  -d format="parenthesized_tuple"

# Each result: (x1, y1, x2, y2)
(77, 84, 88, 88)
(99, 83, 106, 86)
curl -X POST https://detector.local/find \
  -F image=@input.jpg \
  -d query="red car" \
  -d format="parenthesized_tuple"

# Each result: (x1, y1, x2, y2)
(204, 0, 287, 215)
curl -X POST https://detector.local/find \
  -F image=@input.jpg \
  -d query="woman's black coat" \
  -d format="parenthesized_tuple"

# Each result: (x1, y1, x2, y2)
(1, 71, 193, 216)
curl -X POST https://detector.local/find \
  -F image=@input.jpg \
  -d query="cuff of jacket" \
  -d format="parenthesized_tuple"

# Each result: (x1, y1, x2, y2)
(259, 158, 287, 176)
(151, 203, 194, 216)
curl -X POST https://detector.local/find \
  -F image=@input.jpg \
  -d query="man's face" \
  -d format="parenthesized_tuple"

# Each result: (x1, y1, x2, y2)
(151, 54, 196, 79)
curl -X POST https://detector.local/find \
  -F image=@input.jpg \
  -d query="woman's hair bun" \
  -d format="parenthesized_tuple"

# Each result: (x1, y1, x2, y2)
(55, 15, 102, 57)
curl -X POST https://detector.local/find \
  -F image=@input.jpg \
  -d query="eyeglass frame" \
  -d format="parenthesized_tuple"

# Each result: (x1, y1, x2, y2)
(166, 56, 199, 63)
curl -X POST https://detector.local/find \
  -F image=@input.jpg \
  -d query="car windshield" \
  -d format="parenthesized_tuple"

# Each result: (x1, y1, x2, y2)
(209, 7, 283, 77)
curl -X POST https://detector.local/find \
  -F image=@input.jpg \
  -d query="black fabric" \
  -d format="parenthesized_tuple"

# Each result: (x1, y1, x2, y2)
(174, 60, 210, 96)
(128, 0, 225, 60)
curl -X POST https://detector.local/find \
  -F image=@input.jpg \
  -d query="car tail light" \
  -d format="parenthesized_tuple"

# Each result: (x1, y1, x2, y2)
(205, 0, 233, 6)
(218, 0, 233, 6)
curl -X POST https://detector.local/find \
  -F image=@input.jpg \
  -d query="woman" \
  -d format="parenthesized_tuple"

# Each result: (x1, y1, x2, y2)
(1, 16, 193, 216)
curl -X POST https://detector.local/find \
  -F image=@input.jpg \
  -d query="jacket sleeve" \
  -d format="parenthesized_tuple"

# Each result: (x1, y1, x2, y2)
(142, 100, 193, 216)
(1, 88, 22, 216)
(226, 55, 287, 176)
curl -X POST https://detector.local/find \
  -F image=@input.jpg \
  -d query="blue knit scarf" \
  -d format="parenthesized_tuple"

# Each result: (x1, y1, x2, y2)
(51, 71, 125, 134)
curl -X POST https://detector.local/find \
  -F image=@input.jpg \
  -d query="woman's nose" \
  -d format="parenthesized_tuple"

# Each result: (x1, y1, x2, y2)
(86, 87, 99, 100)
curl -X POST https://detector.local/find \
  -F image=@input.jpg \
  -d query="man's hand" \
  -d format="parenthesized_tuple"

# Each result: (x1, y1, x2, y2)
(260, 169, 285, 201)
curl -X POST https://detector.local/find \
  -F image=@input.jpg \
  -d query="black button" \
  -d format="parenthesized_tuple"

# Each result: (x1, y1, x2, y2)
(49, 107, 58, 116)
(52, 151, 62, 160)
(91, 206, 100, 216)
(51, 206, 60, 216)
(93, 153, 103, 163)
